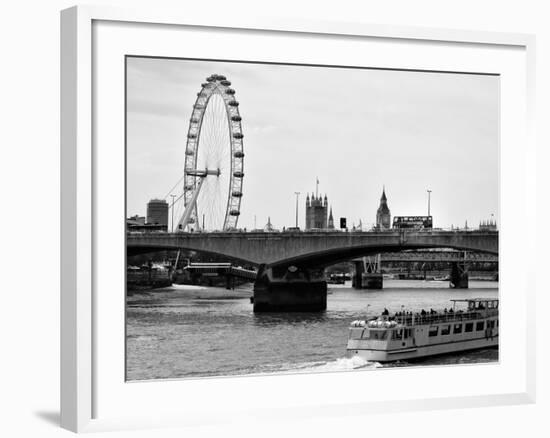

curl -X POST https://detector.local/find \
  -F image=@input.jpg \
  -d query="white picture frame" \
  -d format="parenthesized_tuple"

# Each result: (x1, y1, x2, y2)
(60, 5, 536, 433)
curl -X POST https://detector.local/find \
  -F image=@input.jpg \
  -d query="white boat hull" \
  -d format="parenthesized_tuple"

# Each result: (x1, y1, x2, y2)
(347, 335, 498, 362)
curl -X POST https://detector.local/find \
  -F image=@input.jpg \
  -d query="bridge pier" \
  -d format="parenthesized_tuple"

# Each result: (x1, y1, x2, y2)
(361, 273, 383, 289)
(253, 264, 327, 312)
(352, 260, 363, 289)
(352, 257, 383, 289)
(225, 274, 234, 290)
(449, 261, 469, 288)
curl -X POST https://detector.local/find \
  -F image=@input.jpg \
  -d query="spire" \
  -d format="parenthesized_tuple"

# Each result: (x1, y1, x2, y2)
(381, 185, 387, 201)
(264, 216, 273, 232)
(316, 177, 319, 199)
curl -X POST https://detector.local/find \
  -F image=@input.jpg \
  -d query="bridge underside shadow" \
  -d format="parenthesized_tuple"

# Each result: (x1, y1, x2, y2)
(268, 243, 497, 271)
(254, 244, 498, 312)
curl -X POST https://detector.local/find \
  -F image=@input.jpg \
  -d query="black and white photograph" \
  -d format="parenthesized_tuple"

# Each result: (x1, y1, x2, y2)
(125, 56, 499, 381)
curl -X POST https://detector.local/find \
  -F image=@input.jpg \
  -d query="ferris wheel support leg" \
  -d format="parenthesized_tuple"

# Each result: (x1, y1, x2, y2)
(176, 177, 205, 231)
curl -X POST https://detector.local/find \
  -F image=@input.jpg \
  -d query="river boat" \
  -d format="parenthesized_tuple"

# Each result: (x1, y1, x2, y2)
(327, 273, 346, 284)
(346, 298, 498, 362)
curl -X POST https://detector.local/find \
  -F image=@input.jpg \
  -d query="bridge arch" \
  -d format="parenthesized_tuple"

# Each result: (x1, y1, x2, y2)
(267, 242, 498, 270)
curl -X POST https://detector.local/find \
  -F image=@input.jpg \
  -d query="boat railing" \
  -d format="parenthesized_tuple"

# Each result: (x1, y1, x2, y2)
(370, 309, 498, 327)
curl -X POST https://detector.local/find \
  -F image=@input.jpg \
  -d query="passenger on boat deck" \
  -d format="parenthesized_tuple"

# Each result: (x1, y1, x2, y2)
(382, 308, 389, 316)
(430, 308, 436, 314)
(444, 308, 448, 313)
(449, 308, 454, 313)
(421, 309, 427, 316)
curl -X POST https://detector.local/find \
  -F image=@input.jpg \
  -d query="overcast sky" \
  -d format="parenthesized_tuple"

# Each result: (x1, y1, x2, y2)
(127, 57, 499, 230)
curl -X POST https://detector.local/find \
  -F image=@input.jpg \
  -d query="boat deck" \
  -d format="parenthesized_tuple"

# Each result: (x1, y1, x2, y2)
(370, 308, 498, 328)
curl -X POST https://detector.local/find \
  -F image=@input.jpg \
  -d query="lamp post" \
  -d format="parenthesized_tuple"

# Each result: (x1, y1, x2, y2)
(294, 192, 300, 228)
(170, 194, 176, 232)
(427, 189, 432, 216)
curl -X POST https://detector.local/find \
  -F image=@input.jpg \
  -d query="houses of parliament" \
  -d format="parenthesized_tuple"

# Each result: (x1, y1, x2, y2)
(305, 192, 334, 230)
(305, 184, 390, 231)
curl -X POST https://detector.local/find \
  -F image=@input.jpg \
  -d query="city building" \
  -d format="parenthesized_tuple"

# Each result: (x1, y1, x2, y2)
(147, 199, 169, 226)
(479, 218, 497, 231)
(305, 193, 328, 229)
(376, 187, 391, 230)
(264, 216, 275, 232)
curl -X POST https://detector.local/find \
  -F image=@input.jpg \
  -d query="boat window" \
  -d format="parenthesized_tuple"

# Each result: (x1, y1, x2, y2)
(453, 324, 462, 334)
(349, 328, 364, 340)
(371, 330, 387, 340)
(428, 326, 439, 337)
(488, 301, 494, 309)
(441, 325, 451, 335)
(487, 320, 496, 329)
(465, 322, 474, 332)
(476, 321, 485, 331)
(392, 329, 403, 340)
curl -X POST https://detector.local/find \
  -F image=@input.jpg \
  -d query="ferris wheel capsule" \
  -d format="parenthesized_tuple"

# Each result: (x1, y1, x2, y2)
(233, 171, 244, 178)
(228, 101, 239, 107)
(225, 88, 235, 95)
(231, 115, 242, 122)
(233, 132, 243, 139)
(234, 151, 244, 158)
(220, 80, 231, 86)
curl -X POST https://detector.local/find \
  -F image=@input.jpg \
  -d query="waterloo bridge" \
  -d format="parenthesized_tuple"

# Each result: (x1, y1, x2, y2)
(127, 229, 498, 312)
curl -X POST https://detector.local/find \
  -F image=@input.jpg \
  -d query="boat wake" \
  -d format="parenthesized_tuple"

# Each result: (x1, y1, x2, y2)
(295, 356, 382, 373)
(248, 356, 382, 376)
(168, 283, 208, 291)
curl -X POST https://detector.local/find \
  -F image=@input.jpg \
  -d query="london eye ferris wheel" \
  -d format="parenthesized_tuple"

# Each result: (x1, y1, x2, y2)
(176, 74, 244, 231)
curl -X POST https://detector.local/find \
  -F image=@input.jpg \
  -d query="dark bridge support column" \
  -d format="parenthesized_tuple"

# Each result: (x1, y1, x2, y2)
(352, 260, 364, 289)
(253, 264, 327, 312)
(450, 262, 469, 288)
(352, 258, 383, 289)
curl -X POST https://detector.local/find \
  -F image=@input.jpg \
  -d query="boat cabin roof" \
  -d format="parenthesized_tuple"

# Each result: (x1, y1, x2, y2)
(450, 298, 499, 303)
(451, 298, 499, 310)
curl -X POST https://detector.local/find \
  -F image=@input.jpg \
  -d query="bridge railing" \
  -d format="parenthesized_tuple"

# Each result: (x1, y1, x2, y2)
(127, 228, 498, 236)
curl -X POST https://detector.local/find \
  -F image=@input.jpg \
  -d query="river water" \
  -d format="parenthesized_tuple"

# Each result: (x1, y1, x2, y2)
(126, 279, 498, 381)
